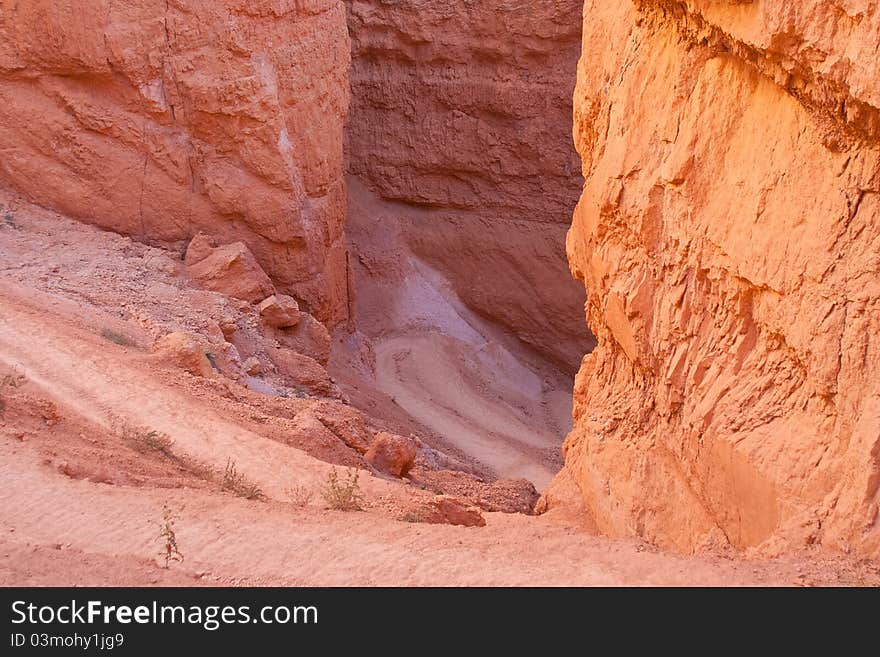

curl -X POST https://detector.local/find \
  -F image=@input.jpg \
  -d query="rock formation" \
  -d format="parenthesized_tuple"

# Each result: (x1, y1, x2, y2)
(0, 0, 351, 325)
(345, 0, 593, 369)
(365, 431, 417, 478)
(549, 0, 880, 557)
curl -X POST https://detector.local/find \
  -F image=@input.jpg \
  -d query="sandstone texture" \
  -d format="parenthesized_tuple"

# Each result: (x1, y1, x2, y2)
(549, 0, 880, 557)
(258, 294, 301, 328)
(187, 241, 275, 303)
(153, 331, 214, 378)
(365, 431, 417, 478)
(411, 495, 487, 528)
(0, 0, 351, 325)
(345, 0, 593, 369)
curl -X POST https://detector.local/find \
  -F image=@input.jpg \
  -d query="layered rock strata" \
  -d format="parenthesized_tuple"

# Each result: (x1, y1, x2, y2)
(0, 0, 351, 324)
(345, 0, 592, 368)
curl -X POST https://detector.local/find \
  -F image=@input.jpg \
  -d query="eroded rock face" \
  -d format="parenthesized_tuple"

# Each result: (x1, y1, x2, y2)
(345, 0, 593, 369)
(549, 0, 880, 557)
(0, 0, 351, 325)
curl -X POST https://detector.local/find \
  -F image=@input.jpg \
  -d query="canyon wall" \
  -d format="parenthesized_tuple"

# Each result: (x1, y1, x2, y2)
(548, 0, 880, 557)
(0, 0, 351, 325)
(345, 0, 592, 369)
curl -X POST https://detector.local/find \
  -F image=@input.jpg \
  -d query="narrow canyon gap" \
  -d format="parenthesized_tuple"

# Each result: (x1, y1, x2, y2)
(340, 0, 593, 489)
(344, 0, 593, 371)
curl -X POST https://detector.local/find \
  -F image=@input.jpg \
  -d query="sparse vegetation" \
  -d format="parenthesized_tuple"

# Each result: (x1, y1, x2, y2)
(0, 367, 26, 417)
(155, 503, 184, 569)
(1, 205, 16, 229)
(221, 458, 264, 500)
(100, 328, 137, 347)
(321, 467, 364, 512)
(286, 484, 314, 508)
(1, 367, 26, 390)
(119, 424, 174, 456)
(399, 511, 425, 524)
(111, 418, 263, 500)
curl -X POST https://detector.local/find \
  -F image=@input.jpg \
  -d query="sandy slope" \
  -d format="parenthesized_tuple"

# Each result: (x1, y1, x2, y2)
(1, 198, 878, 586)
(347, 180, 574, 489)
(375, 334, 565, 489)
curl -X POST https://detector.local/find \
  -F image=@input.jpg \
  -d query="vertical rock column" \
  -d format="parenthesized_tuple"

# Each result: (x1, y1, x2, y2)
(548, 0, 880, 557)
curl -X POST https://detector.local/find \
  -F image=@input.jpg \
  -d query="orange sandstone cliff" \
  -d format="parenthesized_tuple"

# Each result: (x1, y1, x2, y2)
(0, 0, 351, 325)
(345, 0, 593, 369)
(548, 0, 880, 557)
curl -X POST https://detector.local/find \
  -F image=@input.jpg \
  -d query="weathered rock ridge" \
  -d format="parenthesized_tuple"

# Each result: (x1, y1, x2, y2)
(345, 0, 593, 369)
(0, 0, 351, 325)
(548, 0, 880, 557)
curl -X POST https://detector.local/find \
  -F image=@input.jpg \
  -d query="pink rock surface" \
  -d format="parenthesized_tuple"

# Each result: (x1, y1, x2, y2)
(187, 242, 275, 304)
(547, 0, 880, 558)
(345, 0, 593, 369)
(0, 0, 351, 326)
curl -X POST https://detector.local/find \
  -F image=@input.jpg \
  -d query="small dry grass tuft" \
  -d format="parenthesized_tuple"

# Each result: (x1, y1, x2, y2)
(398, 511, 425, 524)
(1, 368, 25, 390)
(221, 459, 264, 500)
(285, 484, 314, 508)
(0, 367, 26, 417)
(155, 503, 184, 569)
(101, 328, 137, 347)
(118, 424, 174, 456)
(321, 467, 364, 512)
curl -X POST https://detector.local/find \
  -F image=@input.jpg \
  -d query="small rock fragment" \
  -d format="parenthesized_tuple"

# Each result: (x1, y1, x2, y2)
(365, 431, 417, 478)
(258, 294, 300, 328)
(186, 241, 275, 303)
(413, 495, 486, 527)
(153, 331, 215, 378)
(243, 356, 262, 376)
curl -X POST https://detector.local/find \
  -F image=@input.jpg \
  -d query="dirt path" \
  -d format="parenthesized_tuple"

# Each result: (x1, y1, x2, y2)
(375, 334, 566, 488)
(0, 437, 849, 587)
(1, 201, 876, 586)
(0, 277, 852, 587)
(0, 283, 348, 500)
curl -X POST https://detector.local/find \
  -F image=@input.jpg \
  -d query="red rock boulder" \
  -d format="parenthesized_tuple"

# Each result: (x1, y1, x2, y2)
(258, 294, 300, 328)
(153, 332, 215, 378)
(411, 496, 486, 528)
(268, 348, 332, 395)
(186, 241, 275, 303)
(365, 432, 417, 478)
(277, 313, 331, 365)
